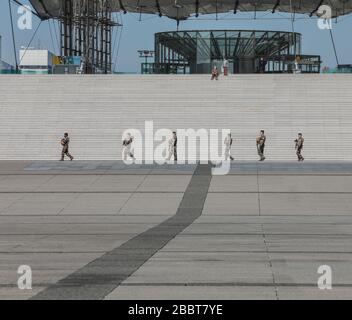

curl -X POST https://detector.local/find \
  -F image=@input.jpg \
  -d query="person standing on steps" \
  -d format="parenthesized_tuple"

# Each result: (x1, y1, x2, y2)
(224, 133, 234, 161)
(259, 57, 267, 73)
(211, 65, 219, 80)
(256, 130, 266, 161)
(60, 133, 74, 161)
(295, 133, 305, 161)
(223, 57, 229, 76)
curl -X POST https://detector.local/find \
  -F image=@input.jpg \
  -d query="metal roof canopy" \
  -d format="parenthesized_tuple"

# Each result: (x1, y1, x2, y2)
(155, 29, 302, 59)
(29, 0, 352, 20)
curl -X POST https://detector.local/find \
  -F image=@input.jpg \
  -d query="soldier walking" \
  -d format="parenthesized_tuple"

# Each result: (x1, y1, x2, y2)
(295, 133, 305, 161)
(166, 132, 178, 162)
(60, 132, 74, 161)
(122, 133, 135, 161)
(256, 130, 266, 161)
(173, 132, 178, 162)
(224, 133, 234, 161)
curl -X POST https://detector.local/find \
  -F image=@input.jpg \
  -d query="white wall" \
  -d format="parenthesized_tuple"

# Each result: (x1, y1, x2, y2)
(0, 74, 351, 161)
(19, 50, 52, 67)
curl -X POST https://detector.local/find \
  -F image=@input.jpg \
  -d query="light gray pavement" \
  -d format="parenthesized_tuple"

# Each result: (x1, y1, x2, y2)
(0, 161, 351, 300)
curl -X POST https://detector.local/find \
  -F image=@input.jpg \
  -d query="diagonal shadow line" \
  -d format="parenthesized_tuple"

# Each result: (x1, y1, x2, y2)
(31, 163, 212, 300)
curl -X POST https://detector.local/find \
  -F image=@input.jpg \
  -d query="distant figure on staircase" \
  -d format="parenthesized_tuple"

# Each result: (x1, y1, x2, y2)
(295, 133, 305, 161)
(60, 133, 74, 161)
(294, 56, 301, 74)
(256, 130, 266, 161)
(259, 58, 267, 73)
(211, 66, 219, 80)
(222, 58, 229, 76)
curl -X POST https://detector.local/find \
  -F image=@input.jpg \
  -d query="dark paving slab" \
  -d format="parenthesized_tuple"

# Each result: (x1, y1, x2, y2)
(228, 161, 352, 174)
(22, 161, 197, 174)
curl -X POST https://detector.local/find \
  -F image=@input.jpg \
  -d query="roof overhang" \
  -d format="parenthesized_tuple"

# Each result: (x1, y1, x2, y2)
(29, 0, 352, 20)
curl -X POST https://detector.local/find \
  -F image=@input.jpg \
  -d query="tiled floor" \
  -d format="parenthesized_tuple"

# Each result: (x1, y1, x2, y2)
(0, 161, 351, 300)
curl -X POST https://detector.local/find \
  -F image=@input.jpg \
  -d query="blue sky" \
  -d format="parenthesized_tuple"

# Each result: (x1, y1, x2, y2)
(0, 0, 351, 72)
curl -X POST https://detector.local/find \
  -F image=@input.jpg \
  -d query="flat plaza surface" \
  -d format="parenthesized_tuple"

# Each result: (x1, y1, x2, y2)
(0, 161, 352, 300)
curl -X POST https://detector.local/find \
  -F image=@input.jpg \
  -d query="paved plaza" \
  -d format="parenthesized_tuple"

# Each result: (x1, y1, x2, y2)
(0, 161, 351, 300)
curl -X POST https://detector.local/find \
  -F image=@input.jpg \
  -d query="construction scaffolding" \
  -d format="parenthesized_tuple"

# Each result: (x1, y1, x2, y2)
(60, 0, 120, 74)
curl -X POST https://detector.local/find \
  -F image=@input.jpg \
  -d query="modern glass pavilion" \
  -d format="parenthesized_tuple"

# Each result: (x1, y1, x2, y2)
(149, 30, 321, 74)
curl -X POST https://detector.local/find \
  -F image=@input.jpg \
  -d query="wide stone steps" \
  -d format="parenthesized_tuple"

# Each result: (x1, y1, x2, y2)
(0, 74, 351, 160)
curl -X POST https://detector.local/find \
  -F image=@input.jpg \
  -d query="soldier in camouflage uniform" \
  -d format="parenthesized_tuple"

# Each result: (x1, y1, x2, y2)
(295, 133, 305, 161)
(60, 133, 74, 161)
(256, 130, 266, 161)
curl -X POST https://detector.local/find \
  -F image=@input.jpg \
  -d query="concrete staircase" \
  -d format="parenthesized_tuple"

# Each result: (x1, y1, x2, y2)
(0, 74, 351, 161)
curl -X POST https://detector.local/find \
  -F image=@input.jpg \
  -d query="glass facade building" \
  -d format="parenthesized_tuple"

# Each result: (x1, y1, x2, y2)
(150, 30, 320, 74)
